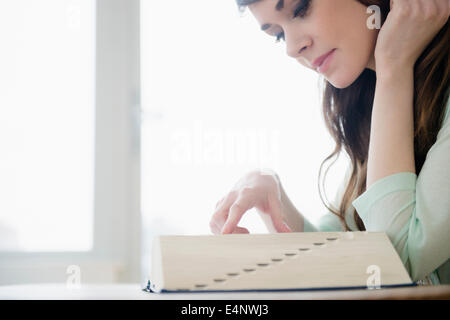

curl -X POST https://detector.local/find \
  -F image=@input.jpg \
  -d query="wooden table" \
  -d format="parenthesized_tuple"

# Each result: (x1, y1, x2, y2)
(0, 283, 449, 300)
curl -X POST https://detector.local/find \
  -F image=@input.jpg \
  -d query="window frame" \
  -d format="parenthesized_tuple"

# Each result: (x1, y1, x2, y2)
(0, 0, 141, 285)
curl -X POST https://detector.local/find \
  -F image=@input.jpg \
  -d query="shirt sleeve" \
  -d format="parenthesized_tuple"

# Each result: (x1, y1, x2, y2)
(352, 100, 450, 282)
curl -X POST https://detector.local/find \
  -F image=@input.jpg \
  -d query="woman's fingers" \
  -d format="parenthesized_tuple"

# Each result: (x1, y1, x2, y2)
(221, 193, 255, 234)
(210, 193, 236, 234)
(211, 187, 291, 234)
(210, 223, 249, 235)
(232, 226, 250, 234)
(209, 220, 221, 234)
(210, 171, 290, 235)
(439, 0, 450, 16)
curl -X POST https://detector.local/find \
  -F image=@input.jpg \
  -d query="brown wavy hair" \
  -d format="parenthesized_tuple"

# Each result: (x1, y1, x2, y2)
(236, 0, 450, 231)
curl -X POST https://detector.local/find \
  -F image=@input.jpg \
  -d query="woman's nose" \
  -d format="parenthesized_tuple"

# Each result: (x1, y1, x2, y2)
(285, 33, 311, 60)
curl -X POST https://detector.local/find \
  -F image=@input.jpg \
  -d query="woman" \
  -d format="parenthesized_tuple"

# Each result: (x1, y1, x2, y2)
(209, 0, 450, 285)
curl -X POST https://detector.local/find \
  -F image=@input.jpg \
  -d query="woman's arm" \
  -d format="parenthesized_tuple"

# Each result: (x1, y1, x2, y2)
(354, 1, 450, 282)
(367, 0, 449, 187)
(353, 103, 450, 282)
(366, 64, 416, 189)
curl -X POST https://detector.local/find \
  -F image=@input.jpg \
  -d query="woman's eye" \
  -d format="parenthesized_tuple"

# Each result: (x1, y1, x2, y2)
(274, 0, 311, 44)
(275, 32, 285, 43)
(292, 0, 311, 19)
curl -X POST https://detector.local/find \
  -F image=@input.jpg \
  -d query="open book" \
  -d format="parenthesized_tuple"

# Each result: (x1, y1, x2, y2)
(146, 231, 415, 293)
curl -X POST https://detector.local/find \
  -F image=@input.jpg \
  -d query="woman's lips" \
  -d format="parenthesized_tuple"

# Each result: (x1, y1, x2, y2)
(312, 49, 336, 69)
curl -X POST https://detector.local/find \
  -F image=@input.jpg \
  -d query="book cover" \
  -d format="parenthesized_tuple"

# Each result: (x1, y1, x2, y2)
(145, 231, 415, 293)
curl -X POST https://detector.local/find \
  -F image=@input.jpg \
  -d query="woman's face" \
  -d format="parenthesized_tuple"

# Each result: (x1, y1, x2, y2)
(248, 0, 379, 89)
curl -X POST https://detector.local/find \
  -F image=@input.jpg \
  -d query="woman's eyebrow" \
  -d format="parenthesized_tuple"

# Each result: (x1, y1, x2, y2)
(261, 24, 271, 31)
(275, 0, 284, 11)
(260, 0, 285, 31)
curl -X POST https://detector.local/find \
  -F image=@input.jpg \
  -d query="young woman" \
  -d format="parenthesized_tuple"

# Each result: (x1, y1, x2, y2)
(209, 0, 450, 285)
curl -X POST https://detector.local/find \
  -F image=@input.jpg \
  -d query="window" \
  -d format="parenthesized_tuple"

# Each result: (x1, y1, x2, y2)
(0, 0, 95, 252)
(0, 0, 141, 285)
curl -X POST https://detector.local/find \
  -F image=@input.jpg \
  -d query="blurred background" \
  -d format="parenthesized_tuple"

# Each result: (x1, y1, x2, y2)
(0, 0, 347, 286)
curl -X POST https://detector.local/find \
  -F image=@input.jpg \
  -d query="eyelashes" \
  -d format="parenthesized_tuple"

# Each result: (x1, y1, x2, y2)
(275, 0, 312, 43)
(292, 0, 311, 19)
(275, 33, 284, 43)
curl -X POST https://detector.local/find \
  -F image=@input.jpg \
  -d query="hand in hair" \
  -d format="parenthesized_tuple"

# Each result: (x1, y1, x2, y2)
(374, 0, 450, 73)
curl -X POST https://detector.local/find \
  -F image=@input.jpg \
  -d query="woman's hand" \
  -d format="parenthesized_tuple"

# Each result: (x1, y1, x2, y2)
(209, 169, 292, 235)
(374, 0, 449, 73)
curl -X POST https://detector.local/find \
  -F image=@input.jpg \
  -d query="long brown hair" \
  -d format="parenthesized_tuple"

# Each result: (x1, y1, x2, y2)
(236, 0, 450, 231)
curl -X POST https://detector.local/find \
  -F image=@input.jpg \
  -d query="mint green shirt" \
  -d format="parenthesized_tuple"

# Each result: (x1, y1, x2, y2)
(303, 96, 450, 285)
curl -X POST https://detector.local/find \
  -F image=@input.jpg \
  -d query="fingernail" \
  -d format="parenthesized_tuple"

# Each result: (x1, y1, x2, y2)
(283, 222, 292, 232)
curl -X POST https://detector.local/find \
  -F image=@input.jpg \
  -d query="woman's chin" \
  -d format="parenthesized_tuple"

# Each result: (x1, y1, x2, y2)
(325, 69, 363, 89)
(326, 68, 372, 89)
(326, 76, 354, 89)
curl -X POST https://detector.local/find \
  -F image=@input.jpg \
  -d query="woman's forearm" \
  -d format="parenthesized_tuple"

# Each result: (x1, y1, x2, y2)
(367, 64, 416, 189)
(278, 182, 305, 232)
(366, 0, 449, 189)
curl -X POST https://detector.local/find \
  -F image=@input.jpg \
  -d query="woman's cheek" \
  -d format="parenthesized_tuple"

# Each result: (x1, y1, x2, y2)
(323, 52, 350, 89)
(329, 48, 375, 89)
